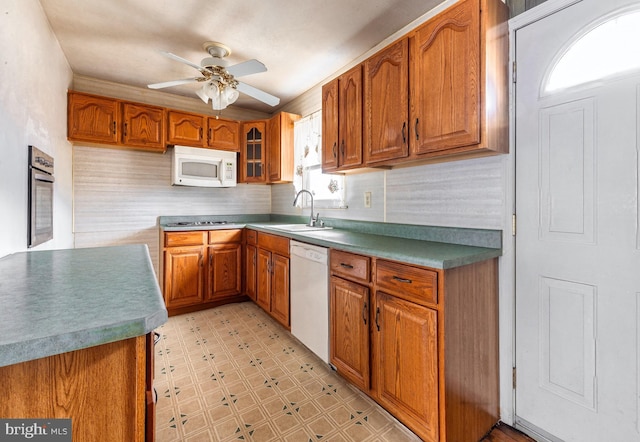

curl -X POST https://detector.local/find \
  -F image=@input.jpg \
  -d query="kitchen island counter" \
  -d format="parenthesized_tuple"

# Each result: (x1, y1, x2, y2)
(0, 244, 167, 367)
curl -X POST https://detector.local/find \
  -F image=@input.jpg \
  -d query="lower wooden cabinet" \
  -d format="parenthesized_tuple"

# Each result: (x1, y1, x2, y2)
(162, 229, 244, 315)
(329, 275, 370, 390)
(247, 230, 291, 329)
(329, 250, 499, 442)
(208, 230, 242, 301)
(0, 334, 152, 442)
(374, 292, 439, 441)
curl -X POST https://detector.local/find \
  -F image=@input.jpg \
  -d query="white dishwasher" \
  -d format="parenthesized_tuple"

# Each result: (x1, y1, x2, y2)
(290, 240, 329, 364)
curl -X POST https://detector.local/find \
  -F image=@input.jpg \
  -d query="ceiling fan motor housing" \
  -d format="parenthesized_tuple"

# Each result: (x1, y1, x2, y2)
(201, 41, 231, 68)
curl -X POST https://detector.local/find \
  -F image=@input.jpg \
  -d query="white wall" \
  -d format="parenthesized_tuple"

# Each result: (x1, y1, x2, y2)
(0, 0, 74, 258)
(73, 145, 271, 274)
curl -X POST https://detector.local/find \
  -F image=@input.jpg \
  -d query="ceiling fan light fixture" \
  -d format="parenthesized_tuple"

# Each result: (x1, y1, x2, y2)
(206, 81, 239, 110)
(195, 86, 210, 104)
(224, 85, 239, 103)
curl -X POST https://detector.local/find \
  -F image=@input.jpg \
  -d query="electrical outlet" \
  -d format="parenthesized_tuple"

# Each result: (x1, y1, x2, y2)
(364, 191, 372, 208)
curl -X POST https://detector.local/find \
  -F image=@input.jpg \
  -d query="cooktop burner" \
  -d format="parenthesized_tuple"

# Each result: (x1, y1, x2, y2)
(166, 221, 229, 227)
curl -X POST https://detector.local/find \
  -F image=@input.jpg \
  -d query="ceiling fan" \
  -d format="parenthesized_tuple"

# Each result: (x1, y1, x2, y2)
(148, 41, 280, 110)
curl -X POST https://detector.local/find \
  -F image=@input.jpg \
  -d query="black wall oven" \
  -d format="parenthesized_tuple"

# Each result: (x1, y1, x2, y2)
(28, 145, 54, 248)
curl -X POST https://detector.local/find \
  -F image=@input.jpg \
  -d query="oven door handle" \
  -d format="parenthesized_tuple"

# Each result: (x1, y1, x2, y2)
(33, 172, 55, 183)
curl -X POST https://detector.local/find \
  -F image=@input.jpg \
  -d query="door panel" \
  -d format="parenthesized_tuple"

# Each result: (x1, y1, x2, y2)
(515, 1, 640, 440)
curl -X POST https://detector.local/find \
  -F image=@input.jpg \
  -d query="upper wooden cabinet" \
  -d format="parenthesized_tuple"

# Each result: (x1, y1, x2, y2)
(325, 0, 508, 170)
(322, 65, 363, 172)
(268, 112, 299, 183)
(206, 117, 240, 151)
(166, 111, 241, 150)
(68, 91, 119, 145)
(122, 102, 165, 151)
(241, 120, 267, 183)
(321, 79, 339, 172)
(68, 91, 243, 153)
(363, 38, 410, 165)
(68, 91, 165, 152)
(411, 0, 508, 158)
(166, 110, 206, 147)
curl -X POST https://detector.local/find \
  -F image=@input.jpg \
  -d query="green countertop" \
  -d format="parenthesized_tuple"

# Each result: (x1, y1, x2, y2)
(248, 223, 501, 269)
(0, 244, 168, 367)
(159, 215, 503, 269)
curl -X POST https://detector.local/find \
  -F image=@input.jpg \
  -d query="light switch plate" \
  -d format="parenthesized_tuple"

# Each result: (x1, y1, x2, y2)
(364, 191, 372, 208)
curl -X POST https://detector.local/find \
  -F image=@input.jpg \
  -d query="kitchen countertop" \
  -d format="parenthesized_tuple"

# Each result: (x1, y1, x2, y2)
(0, 244, 168, 367)
(159, 215, 503, 269)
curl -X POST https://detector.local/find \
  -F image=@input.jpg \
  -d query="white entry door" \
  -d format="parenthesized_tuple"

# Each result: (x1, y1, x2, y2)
(515, 0, 640, 441)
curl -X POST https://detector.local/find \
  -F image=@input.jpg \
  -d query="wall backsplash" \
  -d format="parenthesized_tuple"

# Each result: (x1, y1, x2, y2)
(73, 145, 271, 273)
(272, 155, 506, 230)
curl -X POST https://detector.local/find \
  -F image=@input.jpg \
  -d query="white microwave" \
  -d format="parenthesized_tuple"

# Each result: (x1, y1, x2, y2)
(172, 145, 237, 187)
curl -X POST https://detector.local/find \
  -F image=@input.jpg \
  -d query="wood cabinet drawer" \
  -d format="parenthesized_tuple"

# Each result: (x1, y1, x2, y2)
(209, 229, 242, 244)
(330, 250, 370, 284)
(246, 229, 257, 245)
(257, 232, 289, 256)
(375, 260, 437, 305)
(164, 231, 206, 247)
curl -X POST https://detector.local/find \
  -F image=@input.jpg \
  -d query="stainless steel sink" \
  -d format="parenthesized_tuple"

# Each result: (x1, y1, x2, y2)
(268, 224, 333, 232)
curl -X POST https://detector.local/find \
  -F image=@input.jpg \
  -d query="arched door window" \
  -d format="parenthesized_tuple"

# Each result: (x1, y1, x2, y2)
(544, 8, 640, 94)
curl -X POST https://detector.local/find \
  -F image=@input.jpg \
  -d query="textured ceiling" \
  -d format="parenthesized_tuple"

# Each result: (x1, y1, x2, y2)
(39, 0, 446, 113)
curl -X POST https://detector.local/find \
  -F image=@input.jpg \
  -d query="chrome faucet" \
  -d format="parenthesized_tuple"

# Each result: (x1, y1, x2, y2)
(293, 189, 317, 227)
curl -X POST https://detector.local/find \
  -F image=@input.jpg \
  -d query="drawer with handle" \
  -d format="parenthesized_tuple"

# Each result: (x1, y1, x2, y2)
(375, 259, 438, 305)
(164, 231, 206, 247)
(330, 250, 370, 284)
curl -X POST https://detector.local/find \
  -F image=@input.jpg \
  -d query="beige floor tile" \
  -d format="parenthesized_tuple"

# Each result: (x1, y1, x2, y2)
(155, 302, 418, 441)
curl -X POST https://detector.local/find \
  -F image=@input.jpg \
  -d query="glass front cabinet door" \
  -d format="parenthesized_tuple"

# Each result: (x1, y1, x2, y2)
(241, 121, 267, 183)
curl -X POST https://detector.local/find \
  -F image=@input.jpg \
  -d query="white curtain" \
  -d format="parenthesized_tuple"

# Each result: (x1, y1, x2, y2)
(293, 110, 345, 208)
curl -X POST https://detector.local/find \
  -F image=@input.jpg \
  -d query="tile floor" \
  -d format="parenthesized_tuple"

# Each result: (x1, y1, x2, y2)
(154, 301, 420, 441)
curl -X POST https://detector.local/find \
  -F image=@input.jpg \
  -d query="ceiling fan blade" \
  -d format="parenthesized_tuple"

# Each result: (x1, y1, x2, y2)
(236, 81, 280, 106)
(161, 51, 207, 73)
(147, 77, 201, 89)
(226, 59, 267, 78)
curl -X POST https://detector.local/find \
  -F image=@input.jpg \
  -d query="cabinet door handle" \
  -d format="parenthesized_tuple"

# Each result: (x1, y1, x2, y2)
(209, 253, 213, 266)
(332, 142, 337, 159)
(415, 118, 419, 140)
(199, 255, 204, 268)
(112, 121, 117, 135)
(402, 121, 406, 145)
(123, 122, 127, 137)
(392, 275, 412, 284)
(199, 127, 203, 139)
(340, 263, 354, 269)
(340, 140, 345, 157)
(375, 307, 380, 331)
(208, 127, 212, 143)
(362, 301, 368, 325)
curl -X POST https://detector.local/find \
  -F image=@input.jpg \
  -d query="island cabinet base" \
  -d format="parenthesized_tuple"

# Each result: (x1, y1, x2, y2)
(0, 335, 150, 442)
